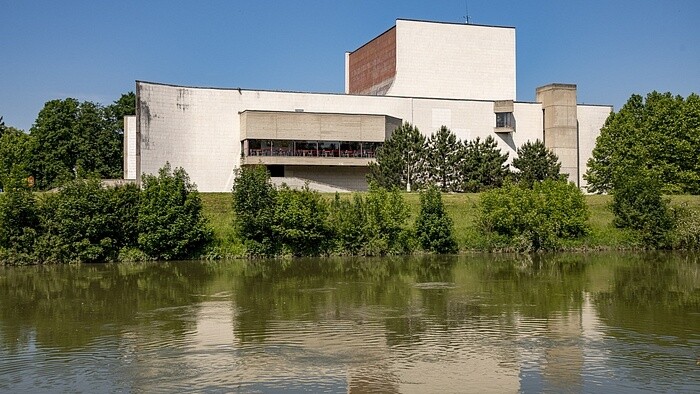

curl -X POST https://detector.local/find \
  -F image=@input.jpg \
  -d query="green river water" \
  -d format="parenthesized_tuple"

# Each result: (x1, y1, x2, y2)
(0, 252, 698, 393)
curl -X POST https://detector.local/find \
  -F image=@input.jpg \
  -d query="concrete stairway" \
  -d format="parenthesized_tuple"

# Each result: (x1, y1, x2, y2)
(270, 177, 352, 193)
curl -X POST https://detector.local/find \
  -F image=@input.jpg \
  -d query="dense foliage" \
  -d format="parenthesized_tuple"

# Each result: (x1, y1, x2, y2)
(0, 164, 213, 265)
(478, 180, 590, 251)
(231, 165, 278, 257)
(234, 166, 413, 257)
(415, 186, 458, 254)
(371, 123, 561, 192)
(585, 92, 700, 194)
(273, 185, 333, 256)
(368, 123, 509, 192)
(425, 126, 461, 191)
(459, 135, 509, 192)
(40, 178, 140, 263)
(328, 193, 371, 255)
(611, 173, 674, 248)
(511, 139, 563, 187)
(138, 164, 212, 260)
(368, 122, 426, 191)
(0, 176, 40, 262)
(0, 126, 34, 192)
(362, 185, 413, 255)
(329, 185, 413, 256)
(0, 93, 135, 191)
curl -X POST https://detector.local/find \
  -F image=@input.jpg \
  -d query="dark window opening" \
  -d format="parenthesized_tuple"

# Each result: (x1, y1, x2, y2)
(267, 165, 284, 177)
(496, 112, 514, 128)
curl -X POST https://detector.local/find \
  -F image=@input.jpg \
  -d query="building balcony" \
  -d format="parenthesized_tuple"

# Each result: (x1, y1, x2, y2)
(242, 144, 376, 166)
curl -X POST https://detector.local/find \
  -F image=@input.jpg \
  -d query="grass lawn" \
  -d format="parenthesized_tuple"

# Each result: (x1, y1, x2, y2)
(201, 191, 700, 253)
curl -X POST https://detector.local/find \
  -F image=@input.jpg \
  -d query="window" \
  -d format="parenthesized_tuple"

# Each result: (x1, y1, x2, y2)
(496, 112, 514, 128)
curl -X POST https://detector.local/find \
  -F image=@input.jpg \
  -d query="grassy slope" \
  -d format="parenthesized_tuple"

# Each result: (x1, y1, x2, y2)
(201, 192, 700, 253)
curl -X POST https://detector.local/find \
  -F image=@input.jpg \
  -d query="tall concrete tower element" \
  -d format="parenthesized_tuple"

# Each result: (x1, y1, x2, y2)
(536, 84, 579, 185)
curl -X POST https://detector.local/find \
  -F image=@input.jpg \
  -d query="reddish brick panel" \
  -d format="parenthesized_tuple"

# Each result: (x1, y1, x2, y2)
(348, 27, 396, 95)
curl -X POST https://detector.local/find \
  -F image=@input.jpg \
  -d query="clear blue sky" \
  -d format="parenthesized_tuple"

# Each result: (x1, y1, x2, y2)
(2, 0, 699, 131)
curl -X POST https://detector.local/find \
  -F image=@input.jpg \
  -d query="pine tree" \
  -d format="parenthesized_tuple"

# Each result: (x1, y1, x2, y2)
(512, 139, 563, 187)
(368, 122, 426, 191)
(426, 126, 461, 191)
(459, 135, 509, 192)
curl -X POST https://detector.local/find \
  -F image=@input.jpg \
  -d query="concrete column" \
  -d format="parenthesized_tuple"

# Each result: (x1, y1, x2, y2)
(123, 115, 137, 180)
(536, 84, 579, 185)
(344, 52, 350, 94)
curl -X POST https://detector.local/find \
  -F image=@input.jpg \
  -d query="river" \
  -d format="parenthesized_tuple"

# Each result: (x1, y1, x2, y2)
(0, 252, 698, 393)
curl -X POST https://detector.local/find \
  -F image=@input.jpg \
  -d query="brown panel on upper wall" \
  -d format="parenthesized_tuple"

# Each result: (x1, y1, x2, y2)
(348, 27, 396, 95)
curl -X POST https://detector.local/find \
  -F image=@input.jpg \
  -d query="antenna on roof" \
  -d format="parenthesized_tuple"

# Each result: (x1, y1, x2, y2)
(463, 1, 471, 24)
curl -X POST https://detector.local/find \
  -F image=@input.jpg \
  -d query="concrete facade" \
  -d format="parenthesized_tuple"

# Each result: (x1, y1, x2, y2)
(128, 19, 611, 192)
(346, 19, 516, 101)
(536, 84, 579, 184)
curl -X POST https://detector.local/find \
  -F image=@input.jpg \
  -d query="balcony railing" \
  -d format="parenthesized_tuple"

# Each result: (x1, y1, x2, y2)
(248, 148, 375, 158)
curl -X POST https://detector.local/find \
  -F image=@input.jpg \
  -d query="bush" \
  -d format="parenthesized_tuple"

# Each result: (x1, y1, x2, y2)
(329, 186, 413, 256)
(329, 193, 369, 255)
(670, 207, 700, 250)
(611, 174, 673, 248)
(478, 180, 590, 251)
(364, 186, 413, 255)
(415, 186, 458, 254)
(36, 178, 140, 263)
(273, 185, 333, 256)
(0, 175, 39, 262)
(231, 165, 278, 257)
(138, 164, 212, 260)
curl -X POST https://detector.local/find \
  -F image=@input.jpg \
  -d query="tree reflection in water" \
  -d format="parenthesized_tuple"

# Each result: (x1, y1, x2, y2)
(0, 252, 697, 392)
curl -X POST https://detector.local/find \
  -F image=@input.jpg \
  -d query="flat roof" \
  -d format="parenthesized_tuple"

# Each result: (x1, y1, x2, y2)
(348, 18, 515, 54)
(135, 80, 611, 107)
(239, 109, 402, 119)
(396, 18, 515, 30)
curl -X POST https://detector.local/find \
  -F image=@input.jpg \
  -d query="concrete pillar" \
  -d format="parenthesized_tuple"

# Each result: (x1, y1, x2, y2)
(344, 52, 350, 94)
(536, 84, 579, 185)
(123, 115, 137, 180)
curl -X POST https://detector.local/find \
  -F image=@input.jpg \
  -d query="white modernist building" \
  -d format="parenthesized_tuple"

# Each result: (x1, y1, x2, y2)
(124, 19, 611, 192)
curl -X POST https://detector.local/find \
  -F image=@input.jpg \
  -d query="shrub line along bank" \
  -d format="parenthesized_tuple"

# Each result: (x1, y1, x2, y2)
(2, 165, 699, 265)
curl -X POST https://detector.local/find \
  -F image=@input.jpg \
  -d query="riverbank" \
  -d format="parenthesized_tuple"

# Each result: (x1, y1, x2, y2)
(201, 193, 700, 255)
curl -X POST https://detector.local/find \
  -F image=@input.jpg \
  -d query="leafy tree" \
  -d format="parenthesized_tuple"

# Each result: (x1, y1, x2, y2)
(511, 139, 563, 187)
(231, 165, 278, 256)
(611, 172, 674, 248)
(368, 122, 426, 191)
(0, 126, 34, 192)
(425, 126, 461, 191)
(105, 92, 136, 135)
(29, 98, 123, 189)
(459, 135, 509, 192)
(138, 163, 212, 260)
(415, 186, 458, 253)
(273, 185, 333, 256)
(585, 92, 700, 194)
(0, 116, 5, 138)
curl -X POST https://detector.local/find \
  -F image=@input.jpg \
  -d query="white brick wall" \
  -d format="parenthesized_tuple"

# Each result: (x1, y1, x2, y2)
(124, 115, 137, 180)
(389, 20, 516, 101)
(577, 105, 613, 189)
(137, 82, 604, 192)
